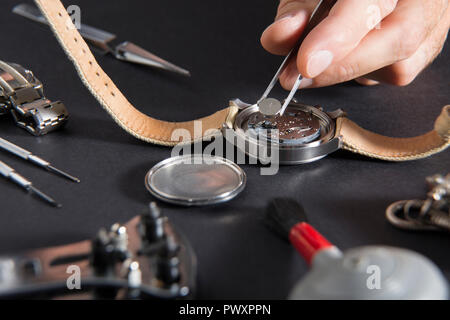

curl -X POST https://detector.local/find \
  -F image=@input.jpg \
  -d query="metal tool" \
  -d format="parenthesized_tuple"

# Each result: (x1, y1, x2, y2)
(0, 160, 60, 207)
(0, 137, 80, 183)
(258, 0, 337, 116)
(13, 3, 191, 77)
(0, 60, 69, 136)
(386, 173, 450, 232)
(0, 203, 196, 299)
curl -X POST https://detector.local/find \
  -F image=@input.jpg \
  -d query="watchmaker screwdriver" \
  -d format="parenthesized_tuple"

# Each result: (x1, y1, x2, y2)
(0, 160, 61, 207)
(258, 0, 337, 116)
(0, 137, 80, 183)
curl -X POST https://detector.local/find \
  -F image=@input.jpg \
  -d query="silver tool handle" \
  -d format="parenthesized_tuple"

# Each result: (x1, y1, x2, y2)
(0, 137, 31, 159)
(0, 138, 50, 167)
(0, 137, 79, 182)
(0, 160, 14, 177)
(0, 161, 31, 189)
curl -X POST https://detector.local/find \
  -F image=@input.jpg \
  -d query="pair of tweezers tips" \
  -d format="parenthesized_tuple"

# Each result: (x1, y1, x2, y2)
(0, 137, 80, 207)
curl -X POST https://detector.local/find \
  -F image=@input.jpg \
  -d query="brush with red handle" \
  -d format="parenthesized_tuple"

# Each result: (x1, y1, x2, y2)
(265, 198, 336, 265)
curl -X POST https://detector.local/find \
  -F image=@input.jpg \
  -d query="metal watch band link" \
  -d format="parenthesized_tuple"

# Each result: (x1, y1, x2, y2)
(0, 60, 69, 136)
(11, 98, 68, 136)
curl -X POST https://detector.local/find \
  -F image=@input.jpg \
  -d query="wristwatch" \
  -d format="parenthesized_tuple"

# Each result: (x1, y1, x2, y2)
(0, 60, 69, 136)
(34, 0, 450, 163)
(227, 99, 343, 164)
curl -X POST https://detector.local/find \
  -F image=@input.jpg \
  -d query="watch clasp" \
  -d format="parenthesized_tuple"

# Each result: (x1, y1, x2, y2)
(0, 61, 69, 136)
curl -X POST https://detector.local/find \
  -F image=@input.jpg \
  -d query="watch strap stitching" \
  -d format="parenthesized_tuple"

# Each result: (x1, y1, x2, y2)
(337, 108, 450, 161)
(34, 0, 233, 146)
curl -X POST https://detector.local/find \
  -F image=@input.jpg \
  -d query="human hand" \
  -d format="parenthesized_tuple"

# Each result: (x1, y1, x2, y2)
(261, 0, 450, 89)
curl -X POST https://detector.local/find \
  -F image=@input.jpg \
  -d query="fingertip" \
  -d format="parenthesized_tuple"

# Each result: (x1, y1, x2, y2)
(355, 77, 380, 86)
(279, 76, 295, 91)
(299, 78, 314, 89)
(296, 50, 309, 77)
(279, 60, 300, 90)
(297, 45, 334, 78)
(261, 26, 285, 55)
(261, 11, 309, 56)
(296, 40, 313, 77)
(280, 72, 315, 90)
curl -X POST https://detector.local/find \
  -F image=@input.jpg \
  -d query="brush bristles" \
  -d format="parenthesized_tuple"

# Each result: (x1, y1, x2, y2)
(265, 198, 308, 241)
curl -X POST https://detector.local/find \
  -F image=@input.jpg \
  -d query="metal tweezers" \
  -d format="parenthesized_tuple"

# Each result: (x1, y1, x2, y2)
(258, 0, 337, 116)
(12, 3, 191, 77)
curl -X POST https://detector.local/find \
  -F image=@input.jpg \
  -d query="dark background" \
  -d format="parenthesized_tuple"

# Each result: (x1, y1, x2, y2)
(0, 0, 449, 299)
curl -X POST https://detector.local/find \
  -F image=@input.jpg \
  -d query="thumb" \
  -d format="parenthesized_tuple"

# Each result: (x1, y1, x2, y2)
(261, 0, 319, 55)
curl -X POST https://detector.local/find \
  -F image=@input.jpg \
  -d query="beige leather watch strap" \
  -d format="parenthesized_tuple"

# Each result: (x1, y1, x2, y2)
(36, 0, 449, 160)
(35, 0, 237, 146)
(336, 105, 450, 161)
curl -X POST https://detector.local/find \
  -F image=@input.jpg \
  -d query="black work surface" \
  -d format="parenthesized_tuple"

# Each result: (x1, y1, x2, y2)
(0, 0, 449, 299)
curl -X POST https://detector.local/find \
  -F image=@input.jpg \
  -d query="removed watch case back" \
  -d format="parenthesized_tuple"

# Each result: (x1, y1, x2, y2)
(145, 155, 246, 206)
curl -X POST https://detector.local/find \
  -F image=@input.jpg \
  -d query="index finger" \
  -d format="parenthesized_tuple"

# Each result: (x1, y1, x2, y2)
(297, 0, 399, 78)
(261, 0, 319, 55)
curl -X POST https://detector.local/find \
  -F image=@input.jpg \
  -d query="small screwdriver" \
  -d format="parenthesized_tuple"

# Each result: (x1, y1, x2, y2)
(0, 160, 61, 207)
(0, 137, 80, 183)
